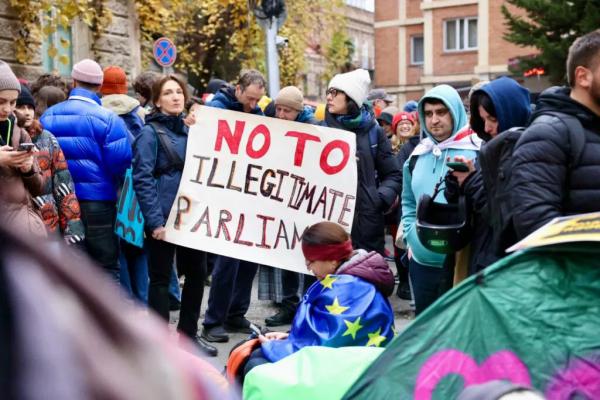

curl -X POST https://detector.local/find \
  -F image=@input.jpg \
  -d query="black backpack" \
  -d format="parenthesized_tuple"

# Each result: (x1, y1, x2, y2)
(477, 111, 585, 252)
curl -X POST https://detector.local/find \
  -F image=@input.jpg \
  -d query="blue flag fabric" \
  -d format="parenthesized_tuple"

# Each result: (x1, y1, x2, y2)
(261, 274, 395, 363)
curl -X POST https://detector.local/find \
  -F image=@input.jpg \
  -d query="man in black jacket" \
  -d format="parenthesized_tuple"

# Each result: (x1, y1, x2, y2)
(512, 29, 600, 239)
(201, 70, 266, 344)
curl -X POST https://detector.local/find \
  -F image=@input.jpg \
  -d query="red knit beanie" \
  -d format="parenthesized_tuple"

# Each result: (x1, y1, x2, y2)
(391, 112, 415, 133)
(100, 66, 127, 95)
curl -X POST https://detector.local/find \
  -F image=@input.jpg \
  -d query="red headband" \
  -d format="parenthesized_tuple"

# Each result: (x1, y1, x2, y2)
(302, 239, 353, 262)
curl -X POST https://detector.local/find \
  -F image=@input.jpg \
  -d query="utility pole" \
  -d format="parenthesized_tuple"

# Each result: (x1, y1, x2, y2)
(250, 0, 287, 97)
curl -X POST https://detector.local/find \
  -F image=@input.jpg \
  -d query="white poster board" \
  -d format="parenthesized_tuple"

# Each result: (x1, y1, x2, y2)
(164, 106, 357, 273)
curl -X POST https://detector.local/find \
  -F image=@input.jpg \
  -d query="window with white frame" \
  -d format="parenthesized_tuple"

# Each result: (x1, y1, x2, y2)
(444, 17, 477, 52)
(411, 36, 424, 65)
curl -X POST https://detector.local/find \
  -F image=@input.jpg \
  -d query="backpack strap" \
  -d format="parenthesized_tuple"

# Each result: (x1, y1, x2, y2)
(408, 154, 419, 175)
(148, 122, 185, 176)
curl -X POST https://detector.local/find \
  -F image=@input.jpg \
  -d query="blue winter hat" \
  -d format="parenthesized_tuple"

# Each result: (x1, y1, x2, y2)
(403, 100, 418, 112)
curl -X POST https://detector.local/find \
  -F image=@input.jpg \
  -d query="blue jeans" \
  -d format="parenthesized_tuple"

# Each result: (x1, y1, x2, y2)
(409, 257, 449, 315)
(203, 256, 258, 327)
(119, 240, 149, 303)
(79, 201, 120, 282)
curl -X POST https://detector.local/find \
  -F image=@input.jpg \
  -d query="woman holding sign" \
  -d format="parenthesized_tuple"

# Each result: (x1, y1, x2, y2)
(321, 69, 402, 256)
(132, 74, 217, 357)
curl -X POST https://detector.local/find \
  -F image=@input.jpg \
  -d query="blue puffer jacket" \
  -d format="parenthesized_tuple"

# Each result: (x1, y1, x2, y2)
(296, 106, 319, 124)
(132, 112, 188, 231)
(40, 88, 132, 201)
(208, 86, 264, 115)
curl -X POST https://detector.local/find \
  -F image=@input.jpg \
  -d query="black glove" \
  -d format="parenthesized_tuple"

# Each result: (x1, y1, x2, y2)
(444, 171, 460, 203)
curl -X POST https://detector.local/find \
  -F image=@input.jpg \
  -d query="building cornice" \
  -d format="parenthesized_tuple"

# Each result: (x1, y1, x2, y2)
(374, 18, 424, 28)
(421, 0, 478, 10)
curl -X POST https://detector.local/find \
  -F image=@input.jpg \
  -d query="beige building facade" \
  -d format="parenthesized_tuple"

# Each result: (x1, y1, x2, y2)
(374, 0, 548, 105)
(302, 0, 375, 102)
(0, 0, 141, 83)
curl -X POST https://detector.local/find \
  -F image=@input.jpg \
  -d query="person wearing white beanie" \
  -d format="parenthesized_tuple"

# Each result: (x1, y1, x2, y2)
(327, 68, 371, 108)
(321, 68, 402, 256)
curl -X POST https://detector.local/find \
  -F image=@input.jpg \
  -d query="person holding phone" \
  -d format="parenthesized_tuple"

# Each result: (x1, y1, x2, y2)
(444, 77, 531, 275)
(401, 85, 481, 315)
(14, 83, 85, 245)
(0, 60, 45, 237)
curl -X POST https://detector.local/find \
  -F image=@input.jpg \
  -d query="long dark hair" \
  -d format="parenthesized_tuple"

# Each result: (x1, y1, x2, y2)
(469, 91, 496, 141)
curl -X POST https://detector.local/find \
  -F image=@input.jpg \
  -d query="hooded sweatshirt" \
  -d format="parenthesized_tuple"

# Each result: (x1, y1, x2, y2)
(471, 76, 531, 141)
(402, 85, 480, 267)
(446, 78, 531, 274)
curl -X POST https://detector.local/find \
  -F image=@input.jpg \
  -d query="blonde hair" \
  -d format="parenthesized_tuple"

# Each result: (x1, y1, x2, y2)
(392, 117, 420, 151)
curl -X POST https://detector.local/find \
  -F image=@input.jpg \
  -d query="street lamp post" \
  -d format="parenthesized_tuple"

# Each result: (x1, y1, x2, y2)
(249, 0, 286, 97)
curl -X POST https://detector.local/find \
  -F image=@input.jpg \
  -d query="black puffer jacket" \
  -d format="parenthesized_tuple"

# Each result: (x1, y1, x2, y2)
(512, 86, 600, 239)
(323, 109, 402, 254)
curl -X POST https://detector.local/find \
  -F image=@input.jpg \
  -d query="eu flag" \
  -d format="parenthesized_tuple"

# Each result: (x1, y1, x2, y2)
(261, 273, 395, 362)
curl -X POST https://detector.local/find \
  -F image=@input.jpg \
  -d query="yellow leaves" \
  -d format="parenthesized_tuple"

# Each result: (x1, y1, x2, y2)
(42, 24, 55, 36)
(47, 45, 58, 58)
(59, 37, 70, 48)
(58, 55, 70, 65)
(10, 0, 113, 64)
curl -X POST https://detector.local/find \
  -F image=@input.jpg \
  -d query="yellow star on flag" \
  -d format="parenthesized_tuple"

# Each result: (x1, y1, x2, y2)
(320, 274, 338, 290)
(326, 297, 349, 315)
(366, 328, 387, 347)
(342, 317, 363, 340)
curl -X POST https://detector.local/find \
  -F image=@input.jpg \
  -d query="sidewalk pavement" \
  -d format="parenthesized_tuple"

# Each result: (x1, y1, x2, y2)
(170, 268, 414, 369)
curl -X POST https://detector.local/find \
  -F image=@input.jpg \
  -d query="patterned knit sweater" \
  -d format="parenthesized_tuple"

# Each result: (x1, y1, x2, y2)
(29, 122, 85, 244)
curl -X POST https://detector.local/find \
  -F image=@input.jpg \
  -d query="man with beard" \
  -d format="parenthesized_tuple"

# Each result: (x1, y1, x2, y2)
(512, 29, 600, 239)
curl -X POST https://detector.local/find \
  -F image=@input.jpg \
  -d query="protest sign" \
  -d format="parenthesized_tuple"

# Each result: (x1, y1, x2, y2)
(164, 106, 357, 273)
(115, 168, 145, 248)
(507, 212, 600, 252)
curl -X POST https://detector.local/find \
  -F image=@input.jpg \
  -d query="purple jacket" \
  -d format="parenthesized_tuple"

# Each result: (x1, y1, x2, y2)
(337, 250, 395, 297)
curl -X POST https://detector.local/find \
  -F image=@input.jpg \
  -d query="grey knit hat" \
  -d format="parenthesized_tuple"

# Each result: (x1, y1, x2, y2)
(0, 60, 21, 93)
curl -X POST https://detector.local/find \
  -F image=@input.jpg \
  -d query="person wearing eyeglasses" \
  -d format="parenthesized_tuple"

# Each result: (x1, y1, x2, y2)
(321, 69, 402, 258)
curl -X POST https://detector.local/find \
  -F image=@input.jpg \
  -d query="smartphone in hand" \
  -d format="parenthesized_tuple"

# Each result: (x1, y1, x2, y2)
(447, 161, 470, 172)
(17, 143, 35, 152)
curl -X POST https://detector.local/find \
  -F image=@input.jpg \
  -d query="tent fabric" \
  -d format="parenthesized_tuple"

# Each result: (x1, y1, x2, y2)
(244, 346, 384, 400)
(343, 244, 600, 399)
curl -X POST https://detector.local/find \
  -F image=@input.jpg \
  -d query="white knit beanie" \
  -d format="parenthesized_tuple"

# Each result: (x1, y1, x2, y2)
(328, 69, 371, 107)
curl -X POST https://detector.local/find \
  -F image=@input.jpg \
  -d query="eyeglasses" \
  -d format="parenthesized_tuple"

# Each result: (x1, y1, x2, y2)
(326, 88, 342, 98)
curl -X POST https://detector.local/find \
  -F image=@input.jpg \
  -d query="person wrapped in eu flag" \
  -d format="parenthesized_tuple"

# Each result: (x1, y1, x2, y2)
(244, 222, 395, 375)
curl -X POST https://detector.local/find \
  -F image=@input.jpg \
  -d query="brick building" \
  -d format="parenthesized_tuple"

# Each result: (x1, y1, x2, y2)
(0, 0, 141, 82)
(374, 0, 550, 106)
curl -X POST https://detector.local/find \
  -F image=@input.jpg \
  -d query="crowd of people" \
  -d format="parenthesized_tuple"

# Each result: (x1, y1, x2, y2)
(1, 27, 600, 397)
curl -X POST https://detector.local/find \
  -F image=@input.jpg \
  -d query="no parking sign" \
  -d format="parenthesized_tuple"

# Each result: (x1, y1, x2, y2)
(153, 37, 177, 67)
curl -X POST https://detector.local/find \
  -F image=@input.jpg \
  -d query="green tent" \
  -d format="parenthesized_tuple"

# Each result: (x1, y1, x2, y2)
(343, 244, 600, 399)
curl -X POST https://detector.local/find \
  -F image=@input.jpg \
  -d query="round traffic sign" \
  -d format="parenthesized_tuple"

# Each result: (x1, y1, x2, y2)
(153, 37, 177, 67)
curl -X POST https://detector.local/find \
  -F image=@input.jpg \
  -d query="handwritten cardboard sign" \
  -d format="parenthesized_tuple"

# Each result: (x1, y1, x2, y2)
(164, 106, 358, 273)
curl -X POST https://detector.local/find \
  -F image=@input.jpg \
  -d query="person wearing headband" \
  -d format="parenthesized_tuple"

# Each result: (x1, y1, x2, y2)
(242, 221, 395, 379)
